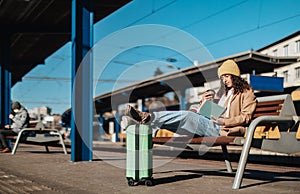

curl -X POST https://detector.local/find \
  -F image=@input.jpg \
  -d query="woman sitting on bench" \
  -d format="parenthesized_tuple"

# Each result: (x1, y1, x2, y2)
(121, 59, 257, 137)
(0, 101, 30, 153)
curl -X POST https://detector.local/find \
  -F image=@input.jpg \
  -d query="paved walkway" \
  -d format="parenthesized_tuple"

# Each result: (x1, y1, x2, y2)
(0, 142, 299, 194)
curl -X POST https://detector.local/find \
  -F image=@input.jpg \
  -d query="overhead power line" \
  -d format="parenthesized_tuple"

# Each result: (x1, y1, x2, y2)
(22, 76, 138, 83)
(172, 12, 300, 58)
(20, 101, 70, 105)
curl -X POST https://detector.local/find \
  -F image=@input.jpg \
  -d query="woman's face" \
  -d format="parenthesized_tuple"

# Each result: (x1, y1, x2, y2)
(221, 74, 233, 88)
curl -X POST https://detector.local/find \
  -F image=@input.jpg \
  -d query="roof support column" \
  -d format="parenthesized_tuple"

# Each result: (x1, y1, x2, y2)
(0, 34, 11, 126)
(95, 114, 104, 141)
(71, 0, 94, 162)
(178, 89, 186, 110)
(114, 108, 120, 142)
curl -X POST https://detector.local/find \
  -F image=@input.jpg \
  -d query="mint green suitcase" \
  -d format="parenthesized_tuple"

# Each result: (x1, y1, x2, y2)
(126, 124, 153, 186)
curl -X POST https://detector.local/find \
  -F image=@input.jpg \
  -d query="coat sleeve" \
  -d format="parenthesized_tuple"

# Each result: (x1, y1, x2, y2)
(11, 110, 29, 133)
(223, 89, 256, 127)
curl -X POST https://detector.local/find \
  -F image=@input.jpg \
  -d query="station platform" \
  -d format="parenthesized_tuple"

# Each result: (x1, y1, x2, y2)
(0, 142, 299, 193)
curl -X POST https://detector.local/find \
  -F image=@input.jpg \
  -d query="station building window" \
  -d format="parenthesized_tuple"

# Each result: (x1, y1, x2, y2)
(284, 45, 289, 56)
(283, 70, 289, 82)
(296, 40, 300, 53)
(296, 67, 300, 80)
(273, 49, 278, 56)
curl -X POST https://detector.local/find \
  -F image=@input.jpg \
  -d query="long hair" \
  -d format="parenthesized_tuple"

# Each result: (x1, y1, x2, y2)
(216, 79, 226, 98)
(230, 75, 252, 95)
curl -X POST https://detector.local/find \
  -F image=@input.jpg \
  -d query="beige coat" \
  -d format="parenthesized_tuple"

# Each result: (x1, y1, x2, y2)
(220, 89, 257, 136)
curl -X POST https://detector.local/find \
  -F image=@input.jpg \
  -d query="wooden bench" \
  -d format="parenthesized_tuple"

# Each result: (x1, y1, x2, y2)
(152, 94, 300, 189)
(6, 121, 67, 155)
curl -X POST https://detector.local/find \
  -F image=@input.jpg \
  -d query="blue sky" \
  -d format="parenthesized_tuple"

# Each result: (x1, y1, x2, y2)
(11, 0, 300, 114)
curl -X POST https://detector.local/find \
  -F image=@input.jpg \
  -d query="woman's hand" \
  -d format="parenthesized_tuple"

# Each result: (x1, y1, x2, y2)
(189, 104, 199, 113)
(202, 90, 214, 102)
(211, 116, 225, 125)
(9, 114, 14, 119)
(199, 90, 215, 108)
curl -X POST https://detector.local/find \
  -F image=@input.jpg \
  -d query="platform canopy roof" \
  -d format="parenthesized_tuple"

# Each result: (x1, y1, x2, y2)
(61, 50, 299, 119)
(0, 0, 131, 85)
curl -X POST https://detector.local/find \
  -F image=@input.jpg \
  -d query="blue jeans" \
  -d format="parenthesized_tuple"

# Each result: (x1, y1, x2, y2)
(151, 111, 220, 136)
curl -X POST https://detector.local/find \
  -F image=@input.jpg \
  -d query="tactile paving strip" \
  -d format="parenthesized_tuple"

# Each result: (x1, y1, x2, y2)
(0, 170, 52, 194)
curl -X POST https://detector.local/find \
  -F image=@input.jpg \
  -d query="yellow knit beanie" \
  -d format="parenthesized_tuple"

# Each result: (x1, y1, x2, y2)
(218, 59, 240, 77)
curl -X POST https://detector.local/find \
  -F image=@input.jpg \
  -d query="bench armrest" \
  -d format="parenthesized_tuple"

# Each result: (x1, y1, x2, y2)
(233, 115, 296, 189)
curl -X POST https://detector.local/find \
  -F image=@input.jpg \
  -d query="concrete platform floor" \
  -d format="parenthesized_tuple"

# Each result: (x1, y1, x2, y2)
(0, 142, 299, 194)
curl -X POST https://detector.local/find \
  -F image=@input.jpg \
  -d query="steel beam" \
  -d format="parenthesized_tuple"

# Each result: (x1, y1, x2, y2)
(71, 0, 94, 162)
(0, 34, 12, 126)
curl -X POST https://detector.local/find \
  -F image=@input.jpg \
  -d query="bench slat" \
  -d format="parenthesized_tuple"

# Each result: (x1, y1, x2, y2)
(252, 100, 284, 119)
(253, 112, 280, 118)
(255, 106, 282, 112)
(152, 136, 238, 145)
(256, 100, 284, 107)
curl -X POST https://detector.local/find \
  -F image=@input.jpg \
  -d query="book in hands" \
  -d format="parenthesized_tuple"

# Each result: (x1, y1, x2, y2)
(198, 100, 226, 119)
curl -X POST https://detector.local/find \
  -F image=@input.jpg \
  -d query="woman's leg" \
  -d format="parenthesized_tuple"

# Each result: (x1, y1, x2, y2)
(0, 129, 5, 148)
(0, 129, 17, 148)
(123, 105, 220, 136)
(151, 111, 220, 136)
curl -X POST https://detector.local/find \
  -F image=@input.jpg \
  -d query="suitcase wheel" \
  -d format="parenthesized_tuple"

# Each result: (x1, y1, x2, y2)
(144, 179, 153, 186)
(127, 178, 135, 186)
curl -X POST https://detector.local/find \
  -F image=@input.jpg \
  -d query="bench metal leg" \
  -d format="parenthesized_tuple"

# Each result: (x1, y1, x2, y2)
(45, 145, 50, 152)
(232, 116, 294, 189)
(232, 129, 253, 189)
(57, 132, 67, 154)
(45, 130, 67, 154)
(44, 129, 67, 154)
(11, 131, 24, 155)
(221, 145, 233, 173)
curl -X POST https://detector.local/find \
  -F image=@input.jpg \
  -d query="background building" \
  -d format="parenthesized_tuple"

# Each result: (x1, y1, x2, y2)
(258, 31, 300, 89)
(28, 106, 52, 120)
(188, 31, 300, 104)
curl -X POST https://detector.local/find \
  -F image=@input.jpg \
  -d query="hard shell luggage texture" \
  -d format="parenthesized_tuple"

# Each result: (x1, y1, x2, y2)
(126, 124, 153, 186)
